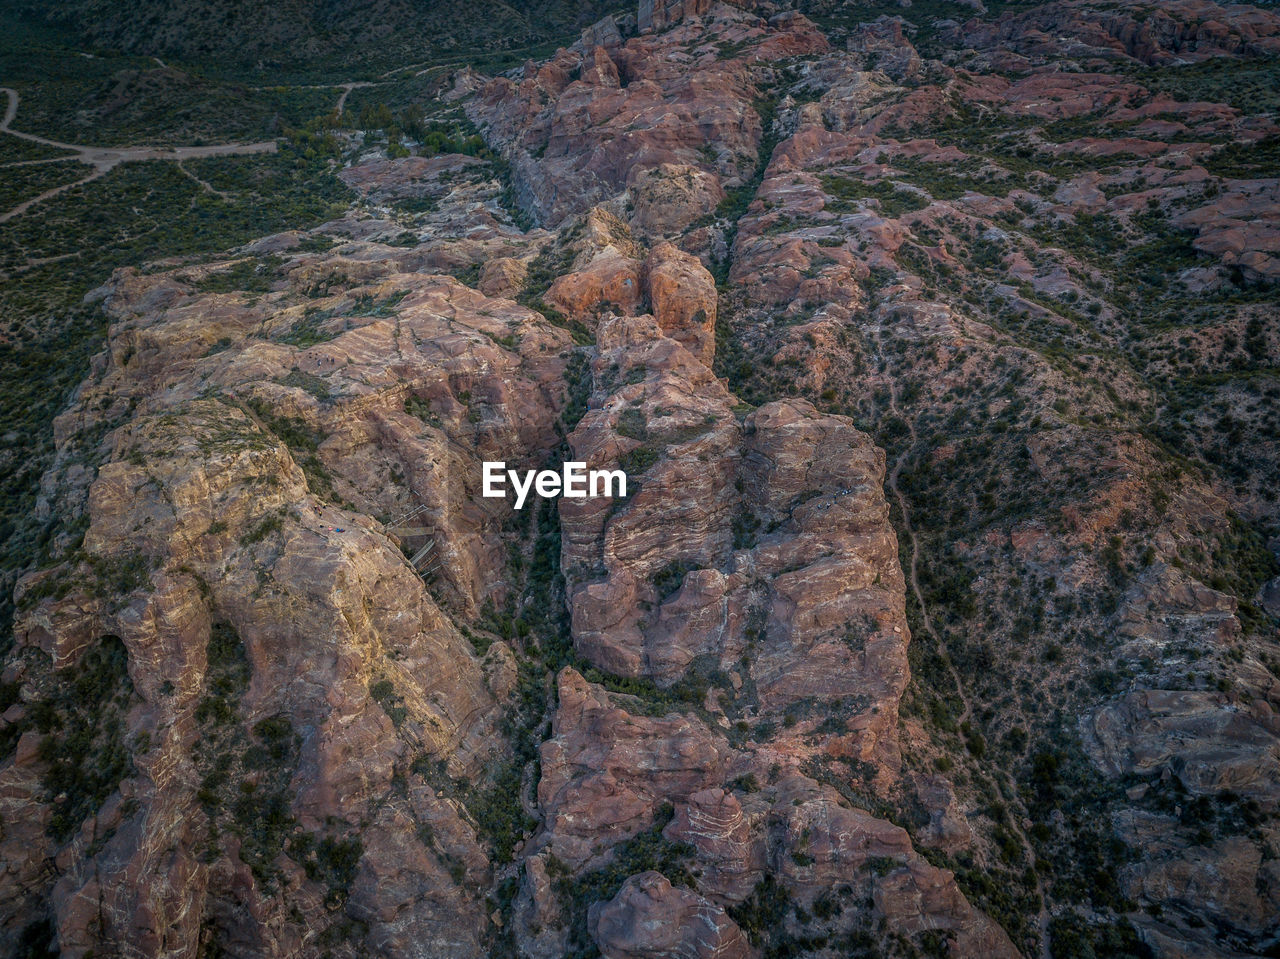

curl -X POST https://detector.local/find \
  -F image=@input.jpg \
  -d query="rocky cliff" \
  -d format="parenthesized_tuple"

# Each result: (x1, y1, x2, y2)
(2, 0, 1279, 957)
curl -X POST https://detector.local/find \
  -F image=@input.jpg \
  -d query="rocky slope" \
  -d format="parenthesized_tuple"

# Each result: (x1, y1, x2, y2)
(2, 0, 1279, 957)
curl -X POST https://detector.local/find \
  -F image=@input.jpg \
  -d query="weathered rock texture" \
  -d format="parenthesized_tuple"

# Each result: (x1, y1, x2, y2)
(2, 239, 572, 957)
(4, 0, 1280, 957)
(589, 871, 753, 959)
(468, 4, 828, 228)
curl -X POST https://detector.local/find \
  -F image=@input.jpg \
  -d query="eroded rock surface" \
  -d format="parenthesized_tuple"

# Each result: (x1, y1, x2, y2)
(4, 0, 1280, 957)
(2, 238, 573, 957)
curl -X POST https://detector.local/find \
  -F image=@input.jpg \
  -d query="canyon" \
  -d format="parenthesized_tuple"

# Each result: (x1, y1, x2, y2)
(0, 0, 1278, 957)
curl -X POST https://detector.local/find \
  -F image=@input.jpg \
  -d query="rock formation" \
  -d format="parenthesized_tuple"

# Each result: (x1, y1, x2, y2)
(3, 0, 1279, 957)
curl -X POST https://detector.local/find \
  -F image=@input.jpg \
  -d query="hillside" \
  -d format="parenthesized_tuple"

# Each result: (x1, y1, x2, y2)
(0, 0, 1278, 957)
(7, 0, 628, 76)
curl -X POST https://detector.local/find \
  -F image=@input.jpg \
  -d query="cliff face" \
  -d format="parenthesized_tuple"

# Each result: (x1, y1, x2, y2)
(3, 237, 572, 956)
(469, 7, 829, 229)
(3, 0, 1280, 957)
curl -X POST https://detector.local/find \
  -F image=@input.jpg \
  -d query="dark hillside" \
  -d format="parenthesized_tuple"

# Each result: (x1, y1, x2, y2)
(6, 0, 627, 77)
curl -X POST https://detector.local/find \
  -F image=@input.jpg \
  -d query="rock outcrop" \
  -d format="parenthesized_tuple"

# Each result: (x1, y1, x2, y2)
(589, 871, 754, 959)
(638, 0, 749, 33)
(468, 5, 827, 227)
(644, 242, 717, 366)
(4, 0, 1279, 957)
(950, 0, 1280, 66)
(2, 239, 573, 956)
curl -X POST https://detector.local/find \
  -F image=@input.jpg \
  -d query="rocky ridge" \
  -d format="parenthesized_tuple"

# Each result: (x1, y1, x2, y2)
(2, 0, 1279, 957)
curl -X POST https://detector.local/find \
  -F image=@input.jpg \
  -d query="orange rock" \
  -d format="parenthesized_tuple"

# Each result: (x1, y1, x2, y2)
(546, 250, 643, 318)
(644, 241, 718, 366)
(628, 163, 724, 238)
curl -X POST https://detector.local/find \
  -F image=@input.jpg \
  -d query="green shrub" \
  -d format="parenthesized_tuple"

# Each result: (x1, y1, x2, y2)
(618, 443, 660, 477)
(651, 560, 693, 601)
(304, 835, 364, 906)
(240, 513, 283, 546)
(616, 407, 648, 441)
(556, 804, 695, 957)
(369, 678, 407, 726)
(278, 369, 331, 400)
(196, 256, 282, 294)
(821, 174, 929, 216)
(728, 876, 793, 948)
(34, 635, 134, 841)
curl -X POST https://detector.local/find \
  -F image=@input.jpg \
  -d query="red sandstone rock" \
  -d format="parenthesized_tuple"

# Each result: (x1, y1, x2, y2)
(588, 872, 754, 959)
(644, 242, 717, 366)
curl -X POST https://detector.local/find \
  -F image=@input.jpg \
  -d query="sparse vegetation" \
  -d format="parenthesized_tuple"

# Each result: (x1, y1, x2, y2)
(2, 3, 1278, 957)
(31, 635, 134, 841)
(555, 804, 696, 959)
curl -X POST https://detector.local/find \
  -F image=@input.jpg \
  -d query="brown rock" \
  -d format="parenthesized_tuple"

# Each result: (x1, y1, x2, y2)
(339, 154, 486, 203)
(546, 251, 643, 318)
(663, 788, 764, 902)
(582, 46, 621, 88)
(1084, 689, 1280, 799)
(537, 668, 732, 867)
(588, 872, 754, 959)
(643, 241, 718, 366)
(847, 17, 923, 80)
(628, 163, 725, 238)
(477, 256, 528, 298)
(1174, 180, 1280, 283)
(913, 775, 973, 852)
(5, 246, 577, 956)
(638, 0, 716, 33)
(469, 7, 826, 227)
(874, 861, 1022, 959)
(951, 0, 1280, 66)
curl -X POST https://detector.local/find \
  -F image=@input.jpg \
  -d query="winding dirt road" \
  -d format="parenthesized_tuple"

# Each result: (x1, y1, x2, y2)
(0, 86, 279, 223)
(248, 80, 375, 115)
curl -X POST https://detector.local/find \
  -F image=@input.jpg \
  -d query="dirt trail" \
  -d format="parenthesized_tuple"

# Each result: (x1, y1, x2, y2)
(336, 82, 374, 114)
(247, 80, 376, 115)
(0, 86, 279, 222)
(877, 336, 1052, 959)
(176, 160, 233, 200)
(880, 350, 973, 727)
(0, 165, 108, 224)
